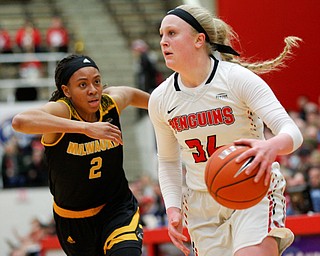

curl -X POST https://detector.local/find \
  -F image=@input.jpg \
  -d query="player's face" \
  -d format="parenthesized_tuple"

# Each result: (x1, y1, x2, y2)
(63, 67, 103, 121)
(159, 15, 198, 72)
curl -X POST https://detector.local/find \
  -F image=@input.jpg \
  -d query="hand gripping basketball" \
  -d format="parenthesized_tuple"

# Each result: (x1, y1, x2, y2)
(205, 144, 270, 209)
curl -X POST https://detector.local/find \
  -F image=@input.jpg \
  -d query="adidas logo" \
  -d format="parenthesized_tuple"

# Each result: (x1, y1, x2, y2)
(83, 58, 91, 63)
(67, 236, 76, 244)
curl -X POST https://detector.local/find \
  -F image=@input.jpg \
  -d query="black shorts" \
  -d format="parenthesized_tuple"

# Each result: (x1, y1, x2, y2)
(53, 196, 143, 256)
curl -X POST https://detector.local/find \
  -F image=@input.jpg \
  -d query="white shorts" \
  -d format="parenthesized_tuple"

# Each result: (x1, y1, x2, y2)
(182, 162, 294, 256)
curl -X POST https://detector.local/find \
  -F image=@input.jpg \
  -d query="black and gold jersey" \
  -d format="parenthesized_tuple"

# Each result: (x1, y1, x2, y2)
(42, 94, 131, 211)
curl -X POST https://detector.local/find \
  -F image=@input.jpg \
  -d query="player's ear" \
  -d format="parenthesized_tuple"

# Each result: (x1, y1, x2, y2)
(195, 33, 206, 48)
(61, 85, 70, 98)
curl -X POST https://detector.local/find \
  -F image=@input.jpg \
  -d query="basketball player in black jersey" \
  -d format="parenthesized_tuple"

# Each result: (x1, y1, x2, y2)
(12, 54, 149, 255)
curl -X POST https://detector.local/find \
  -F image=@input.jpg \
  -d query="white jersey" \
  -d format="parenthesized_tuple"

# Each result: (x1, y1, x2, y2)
(149, 57, 302, 209)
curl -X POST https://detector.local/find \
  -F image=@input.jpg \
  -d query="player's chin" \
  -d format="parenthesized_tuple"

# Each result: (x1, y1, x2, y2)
(164, 60, 176, 71)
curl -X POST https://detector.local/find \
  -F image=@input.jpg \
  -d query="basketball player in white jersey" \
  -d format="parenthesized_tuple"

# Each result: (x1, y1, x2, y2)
(148, 5, 303, 256)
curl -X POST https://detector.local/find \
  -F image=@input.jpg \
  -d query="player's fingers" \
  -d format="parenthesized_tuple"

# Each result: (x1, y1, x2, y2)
(168, 232, 190, 255)
(107, 123, 121, 134)
(245, 159, 259, 176)
(235, 147, 254, 164)
(237, 151, 259, 175)
(264, 164, 272, 186)
(254, 159, 272, 184)
(168, 224, 187, 242)
(103, 123, 123, 144)
(110, 134, 123, 145)
(238, 148, 265, 175)
(234, 139, 252, 148)
(112, 135, 123, 145)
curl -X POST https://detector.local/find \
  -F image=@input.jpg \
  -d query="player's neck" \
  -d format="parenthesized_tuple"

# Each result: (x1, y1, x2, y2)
(180, 57, 212, 88)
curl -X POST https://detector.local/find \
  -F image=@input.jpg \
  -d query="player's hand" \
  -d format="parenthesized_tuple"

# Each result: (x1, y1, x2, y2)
(234, 139, 277, 186)
(167, 207, 190, 256)
(84, 120, 123, 145)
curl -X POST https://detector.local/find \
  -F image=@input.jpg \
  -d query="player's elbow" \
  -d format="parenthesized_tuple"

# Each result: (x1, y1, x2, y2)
(11, 114, 27, 132)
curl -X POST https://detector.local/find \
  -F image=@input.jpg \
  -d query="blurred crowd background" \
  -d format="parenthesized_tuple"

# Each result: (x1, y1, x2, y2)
(0, 0, 319, 255)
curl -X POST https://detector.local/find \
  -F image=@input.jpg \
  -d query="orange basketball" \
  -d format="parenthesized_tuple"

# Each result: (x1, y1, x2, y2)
(205, 144, 270, 209)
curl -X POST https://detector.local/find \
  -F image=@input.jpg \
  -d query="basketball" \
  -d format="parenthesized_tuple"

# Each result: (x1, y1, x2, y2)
(205, 144, 270, 209)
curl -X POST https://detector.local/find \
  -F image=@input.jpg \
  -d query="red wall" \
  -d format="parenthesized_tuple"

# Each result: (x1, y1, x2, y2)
(216, 0, 320, 111)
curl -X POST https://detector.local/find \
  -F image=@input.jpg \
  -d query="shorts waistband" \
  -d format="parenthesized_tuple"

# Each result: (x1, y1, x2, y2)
(53, 201, 105, 218)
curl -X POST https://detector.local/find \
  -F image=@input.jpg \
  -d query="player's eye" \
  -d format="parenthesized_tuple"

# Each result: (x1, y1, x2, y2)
(79, 82, 87, 88)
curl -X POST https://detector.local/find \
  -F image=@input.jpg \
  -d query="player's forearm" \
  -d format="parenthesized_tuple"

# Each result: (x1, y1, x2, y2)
(134, 92, 149, 109)
(103, 86, 150, 110)
(267, 133, 298, 155)
(126, 87, 150, 109)
(158, 158, 183, 210)
(12, 109, 85, 135)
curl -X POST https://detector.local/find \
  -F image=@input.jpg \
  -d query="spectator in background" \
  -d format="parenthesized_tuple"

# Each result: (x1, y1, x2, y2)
(129, 176, 167, 228)
(9, 217, 54, 256)
(308, 166, 320, 212)
(131, 39, 161, 118)
(282, 97, 320, 215)
(295, 148, 312, 179)
(46, 16, 69, 53)
(310, 150, 320, 167)
(24, 137, 48, 187)
(139, 196, 158, 228)
(0, 22, 13, 54)
(152, 181, 166, 227)
(1, 138, 26, 188)
(18, 55, 43, 80)
(304, 101, 319, 125)
(285, 170, 313, 215)
(296, 95, 309, 121)
(0, 22, 14, 79)
(15, 19, 42, 53)
(15, 21, 44, 102)
(131, 39, 159, 93)
(15, 55, 43, 101)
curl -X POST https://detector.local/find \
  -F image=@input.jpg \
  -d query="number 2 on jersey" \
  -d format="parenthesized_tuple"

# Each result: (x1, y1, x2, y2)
(89, 157, 102, 179)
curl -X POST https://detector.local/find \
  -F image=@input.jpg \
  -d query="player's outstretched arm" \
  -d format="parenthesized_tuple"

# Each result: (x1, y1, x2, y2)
(12, 101, 74, 135)
(11, 102, 123, 144)
(103, 86, 150, 112)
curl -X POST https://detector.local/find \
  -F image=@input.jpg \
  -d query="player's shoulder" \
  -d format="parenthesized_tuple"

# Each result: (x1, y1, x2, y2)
(218, 60, 246, 72)
(149, 73, 176, 118)
(218, 60, 258, 83)
(150, 73, 175, 101)
(45, 99, 71, 118)
(101, 93, 114, 102)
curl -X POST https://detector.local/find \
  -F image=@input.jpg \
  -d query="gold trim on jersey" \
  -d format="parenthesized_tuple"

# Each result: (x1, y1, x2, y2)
(103, 209, 140, 253)
(104, 94, 120, 116)
(53, 201, 105, 218)
(41, 95, 119, 147)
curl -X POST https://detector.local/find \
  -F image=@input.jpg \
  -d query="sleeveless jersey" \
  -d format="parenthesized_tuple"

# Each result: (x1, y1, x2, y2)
(42, 94, 131, 211)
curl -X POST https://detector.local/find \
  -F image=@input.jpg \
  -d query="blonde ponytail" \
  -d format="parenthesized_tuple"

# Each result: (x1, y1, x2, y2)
(230, 36, 302, 74)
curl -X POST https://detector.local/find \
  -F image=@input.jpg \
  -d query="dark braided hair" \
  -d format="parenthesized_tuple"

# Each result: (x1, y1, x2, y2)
(50, 54, 86, 101)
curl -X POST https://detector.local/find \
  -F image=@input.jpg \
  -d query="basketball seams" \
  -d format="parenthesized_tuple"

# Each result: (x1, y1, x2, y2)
(208, 153, 243, 197)
(205, 144, 269, 209)
(207, 146, 248, 192)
